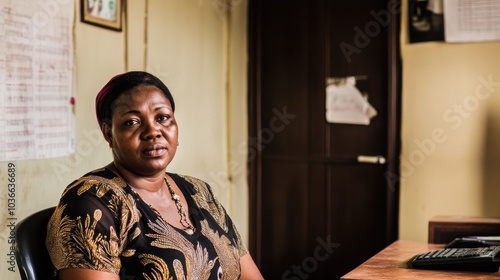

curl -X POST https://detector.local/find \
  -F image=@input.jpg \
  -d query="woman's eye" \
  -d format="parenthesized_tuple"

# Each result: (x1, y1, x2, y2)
(157, 115, 170, 122)
(124, 119, 139, 126)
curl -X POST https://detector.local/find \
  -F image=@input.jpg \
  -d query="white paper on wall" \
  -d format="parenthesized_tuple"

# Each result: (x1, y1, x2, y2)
(444, 0, 500, 43)
(0, 0, 75, 161)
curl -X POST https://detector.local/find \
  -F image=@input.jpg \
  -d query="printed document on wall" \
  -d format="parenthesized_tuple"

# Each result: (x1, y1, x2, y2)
(0, 0, 75, 161)
(325, 78, 377, 125)
(444, 0, 500, 43)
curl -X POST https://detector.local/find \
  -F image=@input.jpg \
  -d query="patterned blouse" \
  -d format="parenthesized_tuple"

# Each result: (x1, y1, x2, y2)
(46, 168, 247, 279)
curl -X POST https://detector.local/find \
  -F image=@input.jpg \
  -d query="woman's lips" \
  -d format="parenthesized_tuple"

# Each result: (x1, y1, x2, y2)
(143, 144, 167, 157)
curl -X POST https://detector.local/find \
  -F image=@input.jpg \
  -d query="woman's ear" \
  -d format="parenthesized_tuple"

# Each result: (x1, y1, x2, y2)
(101, 122, 113, 147)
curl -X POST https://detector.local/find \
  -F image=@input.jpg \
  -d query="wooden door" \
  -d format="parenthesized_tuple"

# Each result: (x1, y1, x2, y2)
(248, 0, 401, 279)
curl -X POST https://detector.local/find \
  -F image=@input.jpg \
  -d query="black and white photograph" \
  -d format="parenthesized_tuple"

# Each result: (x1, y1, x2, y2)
(408, 0, 445, 43)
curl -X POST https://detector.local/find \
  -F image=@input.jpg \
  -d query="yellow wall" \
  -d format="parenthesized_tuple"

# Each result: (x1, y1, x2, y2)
(0, 1, 248, 279)
(399, 1, 500, 242)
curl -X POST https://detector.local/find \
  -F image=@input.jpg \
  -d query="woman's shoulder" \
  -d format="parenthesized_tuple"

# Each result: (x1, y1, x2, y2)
(168, 173, 212, 193)
(83, 166, 118, 179)
(168, 172, 224, 209)
(169, 172, 205, 184)
(60, 167, 127, 198)
(55, 167, 136, 221)
(74, 167, 122, 184)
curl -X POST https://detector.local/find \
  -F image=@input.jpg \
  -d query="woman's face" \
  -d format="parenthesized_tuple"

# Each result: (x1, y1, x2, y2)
(103, 84, 178, 177)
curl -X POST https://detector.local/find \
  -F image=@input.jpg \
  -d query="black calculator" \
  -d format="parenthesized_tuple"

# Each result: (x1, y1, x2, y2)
(409, 246, 500, 272)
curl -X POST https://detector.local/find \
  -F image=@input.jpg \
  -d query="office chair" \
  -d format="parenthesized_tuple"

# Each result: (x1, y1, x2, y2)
(15, 206, 57, 280)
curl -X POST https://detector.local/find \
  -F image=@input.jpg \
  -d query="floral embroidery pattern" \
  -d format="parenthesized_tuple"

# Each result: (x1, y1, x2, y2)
(46, 169, 246, 279)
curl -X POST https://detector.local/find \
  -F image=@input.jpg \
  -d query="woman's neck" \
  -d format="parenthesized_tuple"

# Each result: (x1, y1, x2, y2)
(107, 162, 166, 193)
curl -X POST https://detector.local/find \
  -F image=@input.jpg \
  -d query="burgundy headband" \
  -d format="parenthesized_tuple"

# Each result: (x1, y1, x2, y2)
(95, 71, 175, 125)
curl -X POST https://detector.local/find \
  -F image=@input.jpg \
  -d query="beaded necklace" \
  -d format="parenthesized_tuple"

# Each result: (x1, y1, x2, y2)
(165, 177, 195, 234)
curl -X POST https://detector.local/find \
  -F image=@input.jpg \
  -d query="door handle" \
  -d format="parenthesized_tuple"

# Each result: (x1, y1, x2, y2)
(357, 155, 386, 164)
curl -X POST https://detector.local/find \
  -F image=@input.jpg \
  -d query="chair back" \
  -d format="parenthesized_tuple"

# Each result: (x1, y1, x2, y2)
(15, 207, 57, 280)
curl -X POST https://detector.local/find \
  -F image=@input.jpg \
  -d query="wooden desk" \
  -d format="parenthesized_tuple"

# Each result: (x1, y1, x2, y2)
(341, 240, 500, 280)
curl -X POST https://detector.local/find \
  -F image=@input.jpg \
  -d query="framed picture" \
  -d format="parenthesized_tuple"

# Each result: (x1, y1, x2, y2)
(81, 0, 123, 31)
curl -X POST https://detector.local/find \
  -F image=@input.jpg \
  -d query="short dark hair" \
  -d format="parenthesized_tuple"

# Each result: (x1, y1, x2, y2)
(95, 71, 175, 125)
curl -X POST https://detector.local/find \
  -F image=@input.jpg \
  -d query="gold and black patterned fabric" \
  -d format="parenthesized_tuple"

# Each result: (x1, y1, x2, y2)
(46, 168, 247, 279)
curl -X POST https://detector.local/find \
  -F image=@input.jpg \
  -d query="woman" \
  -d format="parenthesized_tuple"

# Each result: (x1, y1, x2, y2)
(46, 71, 264, 280)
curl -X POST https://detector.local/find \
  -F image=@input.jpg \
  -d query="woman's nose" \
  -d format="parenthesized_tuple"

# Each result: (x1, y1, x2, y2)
(142, 120, 161, 139)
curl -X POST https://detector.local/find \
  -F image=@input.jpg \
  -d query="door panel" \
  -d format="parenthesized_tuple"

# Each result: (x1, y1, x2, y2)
(248, 0, 401, 279)
(261, 161, 310, 274)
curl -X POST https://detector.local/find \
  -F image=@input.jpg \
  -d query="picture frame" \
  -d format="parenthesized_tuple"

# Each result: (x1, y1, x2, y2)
(81, 0, 123, 31)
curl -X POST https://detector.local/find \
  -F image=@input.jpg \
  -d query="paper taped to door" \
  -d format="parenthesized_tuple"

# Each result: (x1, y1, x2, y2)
(325, 81, 377, 125)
